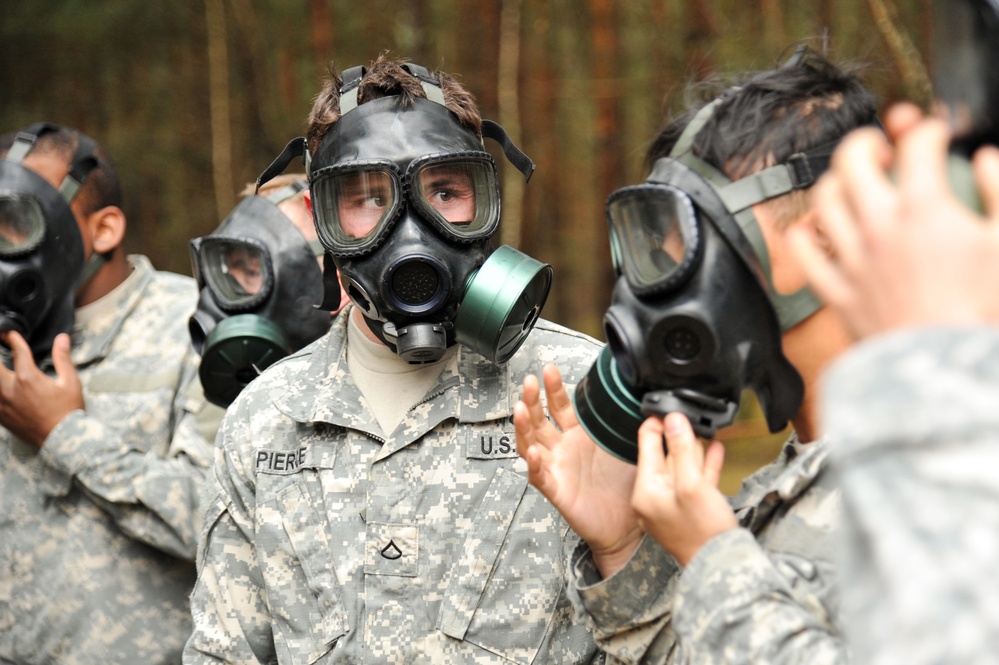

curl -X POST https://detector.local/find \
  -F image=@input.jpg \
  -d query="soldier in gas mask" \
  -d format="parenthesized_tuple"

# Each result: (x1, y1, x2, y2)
(188, 175, 338, 408)
(0, 123, 220, 665)
(185, 56, 603, 664)
(514, 48, 878, 663)
(791, 1, 999, 661)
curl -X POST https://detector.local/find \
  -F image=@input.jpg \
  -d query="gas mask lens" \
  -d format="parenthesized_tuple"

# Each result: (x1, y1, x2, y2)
(410, 154, 499, 237)
(196, 237, 273, 309)
(311, 152, 500, 255)
(606, 184, 700, 295)
(312, 162, 400, 251)
(0, 194, 46, 257)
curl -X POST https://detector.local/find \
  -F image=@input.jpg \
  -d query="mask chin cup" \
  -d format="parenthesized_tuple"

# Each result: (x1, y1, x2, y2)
(382, 321, 448, 363)
(454, 245, 553, 364)
(199, 314, 291, 407)
(640, 388, 739, 440)
(572, 347, 740, 465)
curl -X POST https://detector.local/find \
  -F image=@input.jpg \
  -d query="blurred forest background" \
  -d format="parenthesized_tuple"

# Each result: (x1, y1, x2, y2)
(0, 0, 934, 491)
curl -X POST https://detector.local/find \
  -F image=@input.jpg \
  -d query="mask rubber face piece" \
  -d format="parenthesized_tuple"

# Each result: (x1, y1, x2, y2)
(189, 194, 330, 407)
(0, 160, 85, 365)
(572, 162, 804, 464)
(309, 95, 551, 364)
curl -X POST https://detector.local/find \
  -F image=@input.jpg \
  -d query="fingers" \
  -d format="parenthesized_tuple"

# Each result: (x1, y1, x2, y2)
(973, 146, 999, 219)
(50, 334, 77, 385)
(635, 416, 668, 485)
(6, 330, 36, 378)
(663, 412, 704, 497)
(830, 127, 896, 232)
(883, 102, 924, 140)
(703, 441, 726, 489)
(895, 118, 952, 204)
(542, 363, 579, 430)
(514, 400, 554, 495)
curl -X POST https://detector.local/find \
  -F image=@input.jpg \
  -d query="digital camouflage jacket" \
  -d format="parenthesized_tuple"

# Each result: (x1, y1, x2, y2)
(0, 255, 222, 665)
(185, 308, 604, 664)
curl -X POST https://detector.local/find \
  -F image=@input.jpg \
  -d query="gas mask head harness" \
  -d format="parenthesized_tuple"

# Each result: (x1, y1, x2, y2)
(573, 61, 873, 463)
(189, 180, 331, 407)
(0, 122, 90, 365)
(257, 62, 551, 365)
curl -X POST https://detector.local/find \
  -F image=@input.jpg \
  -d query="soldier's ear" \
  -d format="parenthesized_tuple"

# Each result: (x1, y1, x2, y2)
(87, 205, 127, 255)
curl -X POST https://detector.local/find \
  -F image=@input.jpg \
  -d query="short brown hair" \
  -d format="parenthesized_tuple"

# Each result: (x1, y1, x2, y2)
(306, 54, 482, 154)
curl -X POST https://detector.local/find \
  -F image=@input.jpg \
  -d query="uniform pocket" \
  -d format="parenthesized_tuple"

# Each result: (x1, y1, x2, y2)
(438, 466, 567, 664)
(257, 479, 349, 664)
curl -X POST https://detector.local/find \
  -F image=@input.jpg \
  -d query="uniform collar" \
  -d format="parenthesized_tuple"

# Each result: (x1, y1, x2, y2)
(275, 304, 516, 432)
(70, 255, 154, 366)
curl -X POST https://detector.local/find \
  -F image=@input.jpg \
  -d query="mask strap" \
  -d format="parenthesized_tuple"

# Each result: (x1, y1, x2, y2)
(75, 252, 108, 291)
(5, 124, 99, 205)
(60, 134, 100, 204)
(338, 66, 367, 115)
(262, 179, 307, 206)
(669, 98, 727, 159)
(680, 151, 823, 332)
(339, 63, 448, 116)
(256, 137, 308, 193)
(481, 119, 535, 182)
(316, 252, 342, 312)
(400, 64, 447, 106)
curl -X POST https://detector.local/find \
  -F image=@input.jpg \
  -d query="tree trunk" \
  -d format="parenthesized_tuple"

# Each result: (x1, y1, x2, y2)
(497, 0, 525, 248)
(205, 0, 234, 220)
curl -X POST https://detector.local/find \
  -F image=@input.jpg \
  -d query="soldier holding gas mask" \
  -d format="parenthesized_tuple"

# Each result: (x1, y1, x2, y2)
(0, 124, 219, 664)
(515, 48, 878, 663)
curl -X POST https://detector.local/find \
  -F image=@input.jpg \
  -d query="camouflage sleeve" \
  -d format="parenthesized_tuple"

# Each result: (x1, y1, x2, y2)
(37, 350, 222, 560)
(567, 535, 683, 664)
(824, 327, 999, 665)
(673, 528, 845, 664)
(185, 400, 275, 665)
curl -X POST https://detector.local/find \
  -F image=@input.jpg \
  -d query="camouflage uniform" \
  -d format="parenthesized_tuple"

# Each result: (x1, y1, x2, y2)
(0, 255, 222, 665)
(824, 328, 999, 665)
(568, 434, 845, 664)
(185, 307, 603, 664)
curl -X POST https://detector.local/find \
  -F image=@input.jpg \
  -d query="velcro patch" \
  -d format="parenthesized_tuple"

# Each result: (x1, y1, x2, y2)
(255, 446, 308, 474)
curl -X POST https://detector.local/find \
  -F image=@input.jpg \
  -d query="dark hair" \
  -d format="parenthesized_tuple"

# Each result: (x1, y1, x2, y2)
(647, 48, 878, 178)
(0, 124, 122, 216)
(306, 53, 482, 154)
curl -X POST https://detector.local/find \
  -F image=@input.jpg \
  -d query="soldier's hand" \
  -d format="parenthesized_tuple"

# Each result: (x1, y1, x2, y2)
(514, 363, 642, 579)
(0, 331, 84, 447)
(790, 103, 999, 338)
(631, 412, 737, 567)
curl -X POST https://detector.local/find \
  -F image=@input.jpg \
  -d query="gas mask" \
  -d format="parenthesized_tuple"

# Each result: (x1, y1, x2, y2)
(258, 63, 550, 364)
(0, 123, 90, 365)
(572, 95, 847, 463)
(189, 182, 330, 407)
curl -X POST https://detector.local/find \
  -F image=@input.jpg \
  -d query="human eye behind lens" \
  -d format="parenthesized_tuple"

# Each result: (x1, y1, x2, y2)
(421, 168, 475, 221)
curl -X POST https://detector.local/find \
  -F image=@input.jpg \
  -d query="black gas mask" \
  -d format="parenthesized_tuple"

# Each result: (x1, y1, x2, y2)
(189, 182, 330, 407)
(572, 95, 845, 463)
(0, 123, 90, 365)
(258, 63, 550, 364)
